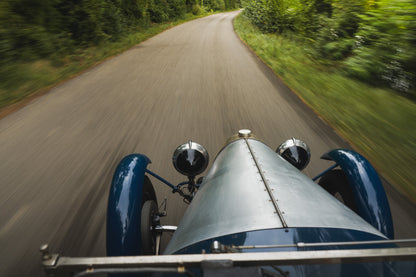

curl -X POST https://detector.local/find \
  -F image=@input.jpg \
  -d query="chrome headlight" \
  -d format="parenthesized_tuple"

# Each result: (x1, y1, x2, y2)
(172, 141, 209, 177)
(277, 138, 311, 170)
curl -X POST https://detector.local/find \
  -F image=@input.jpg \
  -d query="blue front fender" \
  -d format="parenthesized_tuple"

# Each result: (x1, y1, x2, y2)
(322, 149, 394, 239)
(106, 154, 151, 256)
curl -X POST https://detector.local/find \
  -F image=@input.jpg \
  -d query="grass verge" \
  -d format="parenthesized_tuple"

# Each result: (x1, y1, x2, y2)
(234, 14, 416, 203)
(0, 12, 211, 113)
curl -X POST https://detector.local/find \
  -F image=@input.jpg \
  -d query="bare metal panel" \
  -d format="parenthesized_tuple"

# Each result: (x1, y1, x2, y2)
(247, 139, 384, 235)
(164, 140, 282, 254)
(164, 139, 385, 254)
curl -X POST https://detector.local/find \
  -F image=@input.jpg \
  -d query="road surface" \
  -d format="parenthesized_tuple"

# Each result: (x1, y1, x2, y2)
(0, 11, 415, 277)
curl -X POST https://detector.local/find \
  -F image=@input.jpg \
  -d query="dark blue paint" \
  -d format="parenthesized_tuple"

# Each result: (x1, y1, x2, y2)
(173, 228, 411, 277)
(173, 228, 390, 255)
(106, 154, 151, 256)
(321, 149, 394, 239)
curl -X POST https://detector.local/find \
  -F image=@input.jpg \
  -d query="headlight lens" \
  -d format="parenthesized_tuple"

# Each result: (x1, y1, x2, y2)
(277, 138, 311, 170)
(173, 141, 209, 177)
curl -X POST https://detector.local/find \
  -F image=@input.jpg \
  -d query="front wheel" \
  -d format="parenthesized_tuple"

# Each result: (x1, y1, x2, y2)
(141, 200, 159, 255)
(318, 169, 356, 212)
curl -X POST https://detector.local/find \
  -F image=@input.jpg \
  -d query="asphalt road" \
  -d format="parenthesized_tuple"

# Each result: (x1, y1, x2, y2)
(1, 11, 415, 277)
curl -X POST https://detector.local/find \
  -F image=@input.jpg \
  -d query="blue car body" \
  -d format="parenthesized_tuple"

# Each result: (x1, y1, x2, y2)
(40, 132, 416, 277)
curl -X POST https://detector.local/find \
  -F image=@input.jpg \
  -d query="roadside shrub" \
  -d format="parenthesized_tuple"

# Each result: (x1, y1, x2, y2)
(313, 17, 355, 60)
(345, 1, 416, 96)
(312, 1, 364, 60)
(167, 0, 186, 19)
(0, 0, 64, 60)
(100, 1, 123, 41)
(191, 4, 203, 15)
(120, 0, 144, 25)
(148, 0, 169, 23)
(224, 0, 240, 10)
(243, 0, 283, 33)
(210, 0, 226, 11)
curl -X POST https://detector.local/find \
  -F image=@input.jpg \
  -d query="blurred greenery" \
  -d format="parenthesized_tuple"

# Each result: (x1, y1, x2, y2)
(0, 0, 241, 109)
(234, 14, 416, 203)
(242, 0, 416, 97)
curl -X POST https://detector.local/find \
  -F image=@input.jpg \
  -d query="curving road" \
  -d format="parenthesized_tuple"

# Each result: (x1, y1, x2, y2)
(1, 11, 415, 277)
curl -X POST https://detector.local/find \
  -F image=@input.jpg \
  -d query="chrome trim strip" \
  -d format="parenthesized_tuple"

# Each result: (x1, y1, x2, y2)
(74, 267, 184, 277)
(245, 138, 288, 228)
(154, 225, 177, 232)
(42, 247, 416, 275)
(234, 238, 416, 249)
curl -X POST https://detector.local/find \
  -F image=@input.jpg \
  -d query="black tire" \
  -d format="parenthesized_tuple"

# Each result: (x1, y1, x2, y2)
(318, 169, 356, 212)
(142, 176, 157, 204)
(141, 200, 158, 255)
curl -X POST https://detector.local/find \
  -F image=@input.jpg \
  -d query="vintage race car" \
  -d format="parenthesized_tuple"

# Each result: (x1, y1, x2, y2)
(40, 130, 416, 276)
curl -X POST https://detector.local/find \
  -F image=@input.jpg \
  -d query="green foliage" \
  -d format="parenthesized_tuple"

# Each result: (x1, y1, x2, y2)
(191, 4, 204, 15)
(234, 14, 416, 203)
(204, 0, 240, 11)
(0, 0, 227, 64)
(185, 0, 198, 13)
(345, 0, 416, 95)
(147, 0, 187, 23)
(100, 1, 124, 41)
(242, 0, 416, 96)
(0, 0, 63, 62)
(0, 10, 211, 110)
(243, 0, 286, 33)
(0, 0, 238, 109)
(167, 0, 186, 19)
(120, 0, 144, 24)
(312, 0, 365, 60)
(148, 0, 169, 23)
(210, 0, 226, 11)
